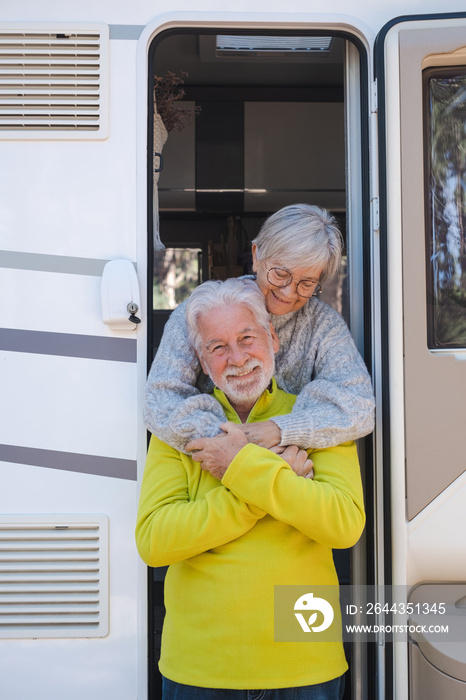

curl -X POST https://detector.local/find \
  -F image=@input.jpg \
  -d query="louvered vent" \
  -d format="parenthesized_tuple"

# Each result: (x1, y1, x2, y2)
(0, 25, 109, 138)
(0, 515, 109, 638)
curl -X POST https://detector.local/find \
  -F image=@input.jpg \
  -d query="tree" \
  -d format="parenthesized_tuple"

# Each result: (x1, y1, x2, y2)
(428, 74, 466, 345)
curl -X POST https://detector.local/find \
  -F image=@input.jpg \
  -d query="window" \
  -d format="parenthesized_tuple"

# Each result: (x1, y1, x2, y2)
(424, 67, 466, 348)
(153, 247, 202, 310)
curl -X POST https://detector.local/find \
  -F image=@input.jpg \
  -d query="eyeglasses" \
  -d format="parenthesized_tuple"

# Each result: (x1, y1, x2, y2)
(266, 267, 322, 298)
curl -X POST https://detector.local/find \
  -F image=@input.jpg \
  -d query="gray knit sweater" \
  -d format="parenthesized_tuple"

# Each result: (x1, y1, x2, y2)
(144, 295, 375, 453)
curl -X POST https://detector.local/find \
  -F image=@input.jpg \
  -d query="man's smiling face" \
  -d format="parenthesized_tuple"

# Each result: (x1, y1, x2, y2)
(197, 303, 279, 412)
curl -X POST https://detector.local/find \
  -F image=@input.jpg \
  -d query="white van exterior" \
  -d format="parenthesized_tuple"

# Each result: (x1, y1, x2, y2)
(1, 2, 466, 698)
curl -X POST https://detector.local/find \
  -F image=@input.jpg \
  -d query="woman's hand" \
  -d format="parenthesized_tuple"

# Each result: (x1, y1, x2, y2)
(270, 445, 314, 479)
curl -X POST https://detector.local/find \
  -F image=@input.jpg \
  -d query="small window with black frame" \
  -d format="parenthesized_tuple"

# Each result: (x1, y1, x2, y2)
(424, 66, 466, 349)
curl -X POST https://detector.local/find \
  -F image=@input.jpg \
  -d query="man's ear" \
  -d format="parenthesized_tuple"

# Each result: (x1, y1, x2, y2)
(198, 352, 209, 376)
(269, 322, 279, 354)
(251, 244, 259, 273)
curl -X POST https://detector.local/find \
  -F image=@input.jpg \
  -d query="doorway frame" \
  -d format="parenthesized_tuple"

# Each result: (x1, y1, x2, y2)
(141, 17, 375, 700)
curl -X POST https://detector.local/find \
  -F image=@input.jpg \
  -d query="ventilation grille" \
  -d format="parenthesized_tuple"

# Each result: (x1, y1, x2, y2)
(0, 515, 109, 638)
(0, 25, 109, 138)
(216, 35, 334, 55)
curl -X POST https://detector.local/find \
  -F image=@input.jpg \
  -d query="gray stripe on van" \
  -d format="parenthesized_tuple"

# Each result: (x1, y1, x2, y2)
(0, 251, 109, 276)
(0, 444, 137, 481)
(1, 328, 137, 363)
(109, 25, 145, 40)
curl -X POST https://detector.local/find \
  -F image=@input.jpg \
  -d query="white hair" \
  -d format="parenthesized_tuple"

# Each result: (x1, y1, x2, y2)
(252, 204, 343, 282)
(185, 278, 271, 356)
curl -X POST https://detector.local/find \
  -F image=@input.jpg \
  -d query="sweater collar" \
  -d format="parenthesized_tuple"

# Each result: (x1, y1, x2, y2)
(213, 377, 278, 424)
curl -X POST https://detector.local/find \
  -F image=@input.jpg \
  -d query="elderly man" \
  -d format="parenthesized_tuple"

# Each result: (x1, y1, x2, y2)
(136, 278, 365, 700)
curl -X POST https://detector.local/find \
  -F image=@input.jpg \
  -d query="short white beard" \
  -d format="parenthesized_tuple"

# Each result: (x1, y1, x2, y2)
(218, 355, 274, 409)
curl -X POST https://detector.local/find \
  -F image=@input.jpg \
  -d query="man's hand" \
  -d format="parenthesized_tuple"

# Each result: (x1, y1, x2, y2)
(270, 445, 314, 479)
(236, 420, 281, 449)
(186, 422, 314, 481)
(186, 423, 248, 480)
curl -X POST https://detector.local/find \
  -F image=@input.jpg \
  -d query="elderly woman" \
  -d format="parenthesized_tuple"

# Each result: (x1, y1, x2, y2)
(144, 204, 374, 453)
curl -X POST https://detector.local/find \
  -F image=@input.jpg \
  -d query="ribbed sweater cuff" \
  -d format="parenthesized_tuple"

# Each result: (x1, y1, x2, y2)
(271, 413, 314, 450)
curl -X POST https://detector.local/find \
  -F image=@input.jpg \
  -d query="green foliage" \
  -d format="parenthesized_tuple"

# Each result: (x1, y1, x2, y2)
(153, 248, 201, 310)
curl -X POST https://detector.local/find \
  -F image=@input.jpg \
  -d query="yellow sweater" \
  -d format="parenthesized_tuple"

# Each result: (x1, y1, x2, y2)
(136, 380, 365, 689)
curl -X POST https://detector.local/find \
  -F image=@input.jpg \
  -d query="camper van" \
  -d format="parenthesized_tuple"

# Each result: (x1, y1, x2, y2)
(1, 1, 466, 698)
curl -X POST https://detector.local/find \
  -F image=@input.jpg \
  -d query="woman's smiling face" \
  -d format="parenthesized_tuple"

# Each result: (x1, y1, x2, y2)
(251, 244, 324, 316)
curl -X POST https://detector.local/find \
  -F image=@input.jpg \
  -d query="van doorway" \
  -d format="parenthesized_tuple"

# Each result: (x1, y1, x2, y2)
(147, 27, 372, 700)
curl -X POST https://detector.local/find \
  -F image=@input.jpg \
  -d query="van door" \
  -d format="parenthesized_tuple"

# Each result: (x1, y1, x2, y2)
(376, 13, 466, 699)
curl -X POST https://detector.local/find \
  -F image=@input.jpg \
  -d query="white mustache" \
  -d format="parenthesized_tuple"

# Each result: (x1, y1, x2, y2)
(224, 360, 262, 378)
